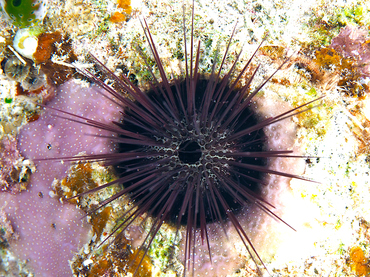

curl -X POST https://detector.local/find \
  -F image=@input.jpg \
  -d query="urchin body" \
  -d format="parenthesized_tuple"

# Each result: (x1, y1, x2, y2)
(115, 78, 266, 226)
(20, 2, 320, 276)
(68, 14, 318, 272)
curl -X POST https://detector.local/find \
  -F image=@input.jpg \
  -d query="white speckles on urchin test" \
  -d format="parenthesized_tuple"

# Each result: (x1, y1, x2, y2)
(1, 80, 122, 276)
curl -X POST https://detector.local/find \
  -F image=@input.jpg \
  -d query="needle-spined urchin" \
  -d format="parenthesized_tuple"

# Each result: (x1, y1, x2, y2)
(43, 3, 321, 276)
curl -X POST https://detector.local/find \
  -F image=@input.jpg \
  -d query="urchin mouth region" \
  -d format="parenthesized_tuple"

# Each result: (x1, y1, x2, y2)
(114, 78, 265, 226)
(177, 140, 202, 164)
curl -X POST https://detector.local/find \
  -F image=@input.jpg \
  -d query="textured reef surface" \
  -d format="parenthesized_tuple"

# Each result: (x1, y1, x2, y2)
(1, 0, 370, 276)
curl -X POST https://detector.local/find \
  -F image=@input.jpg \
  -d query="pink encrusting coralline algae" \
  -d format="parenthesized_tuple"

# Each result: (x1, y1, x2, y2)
(330, 25, 370, 79)
(0, 80, 121, 276)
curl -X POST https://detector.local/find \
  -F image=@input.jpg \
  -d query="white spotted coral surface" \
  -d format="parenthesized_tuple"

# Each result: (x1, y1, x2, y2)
(3, 80, 122, 276)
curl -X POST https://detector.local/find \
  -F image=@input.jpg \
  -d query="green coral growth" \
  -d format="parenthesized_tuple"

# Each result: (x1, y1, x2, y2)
(306, 87, 317, 97)
(2, 0, 45, 28)
(306, 2, 370, 47)
(148, 227, 180, 273)
(338, 5, 368, 26)
(0, 227, 8, 248)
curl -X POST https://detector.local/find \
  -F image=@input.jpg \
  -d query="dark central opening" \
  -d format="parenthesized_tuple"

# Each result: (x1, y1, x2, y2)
(178, 140, 202, 164)
(115, 79, 266, 226)
(12, 0, 21, 7)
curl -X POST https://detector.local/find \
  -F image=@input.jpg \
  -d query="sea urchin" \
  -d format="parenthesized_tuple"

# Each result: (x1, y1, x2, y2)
(36, 2, 321, 276)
